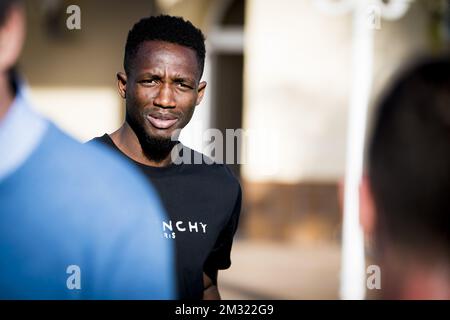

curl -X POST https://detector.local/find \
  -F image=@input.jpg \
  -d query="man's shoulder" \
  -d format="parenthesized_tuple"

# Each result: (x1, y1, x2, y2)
(86, 133, 111, 146)
(43, 129, 117, 170)
(178, 144, 241, 190)
(34, 126, 158, 202)
(0, 126, 174, 299)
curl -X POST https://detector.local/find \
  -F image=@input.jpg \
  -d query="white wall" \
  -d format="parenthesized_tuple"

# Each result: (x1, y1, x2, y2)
(242, 0, 430, 183)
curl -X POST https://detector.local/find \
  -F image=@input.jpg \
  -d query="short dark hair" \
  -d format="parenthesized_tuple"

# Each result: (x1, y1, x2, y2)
(368, 57, 450, 258)
(124, 15, 206, 79)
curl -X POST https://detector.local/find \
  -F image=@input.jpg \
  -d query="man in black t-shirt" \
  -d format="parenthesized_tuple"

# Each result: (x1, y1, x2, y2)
(89, 15, 241, 300)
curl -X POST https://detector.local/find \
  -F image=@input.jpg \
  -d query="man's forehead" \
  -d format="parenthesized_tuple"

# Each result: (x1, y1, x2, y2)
(136, 40, 197, 62)
(133, 40, 200, 78)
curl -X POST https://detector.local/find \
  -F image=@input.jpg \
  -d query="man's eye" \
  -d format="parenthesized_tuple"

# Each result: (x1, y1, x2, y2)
(141, 79, 157, 84)
(176, 82, 191, 89)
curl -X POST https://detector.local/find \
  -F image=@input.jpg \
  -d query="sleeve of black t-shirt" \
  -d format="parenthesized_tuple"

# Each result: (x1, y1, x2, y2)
(203, 184, 242, 284)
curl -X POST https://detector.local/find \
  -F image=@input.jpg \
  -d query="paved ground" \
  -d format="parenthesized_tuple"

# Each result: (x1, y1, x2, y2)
(219, 240, 341, 300)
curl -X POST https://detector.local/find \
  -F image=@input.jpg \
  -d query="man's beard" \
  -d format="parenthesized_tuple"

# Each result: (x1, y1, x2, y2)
(126, 111, 178, 163)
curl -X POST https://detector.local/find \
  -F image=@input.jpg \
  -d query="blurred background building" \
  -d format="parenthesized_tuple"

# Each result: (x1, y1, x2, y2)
(19, 0, 449, 299)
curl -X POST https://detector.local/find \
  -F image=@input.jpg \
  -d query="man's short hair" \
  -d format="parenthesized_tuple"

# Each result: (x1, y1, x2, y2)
(124, 14, 206, 79)
(368, 57, 450, 258)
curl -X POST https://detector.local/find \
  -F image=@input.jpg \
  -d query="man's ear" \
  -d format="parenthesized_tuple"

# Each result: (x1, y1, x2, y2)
(117, 72, 127, 99)
(195, 81, 207, 106)
(0, 4, 26, 73)
(360, 173, 376, 239)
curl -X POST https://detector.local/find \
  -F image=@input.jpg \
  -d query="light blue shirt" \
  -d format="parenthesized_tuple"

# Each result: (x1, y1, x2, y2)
(0, 83, 47, 181)
(0, 82, 176, 299)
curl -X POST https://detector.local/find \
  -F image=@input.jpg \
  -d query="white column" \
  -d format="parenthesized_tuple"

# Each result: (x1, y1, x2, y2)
(314, 0, 413, 300)
(341, 1, 374, 300)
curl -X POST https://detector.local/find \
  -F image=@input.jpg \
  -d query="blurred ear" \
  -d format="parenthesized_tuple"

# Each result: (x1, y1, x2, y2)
(0, 4, 25, 73)
(117, 72, 127, 99)
(195, 81, 207, 106)
(360, 173, 376, 238)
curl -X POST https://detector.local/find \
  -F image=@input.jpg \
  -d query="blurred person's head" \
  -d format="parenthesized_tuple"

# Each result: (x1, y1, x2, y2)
(0, 0, 24, 119)
(117, 15, 207, 162)
(361, 57, 450, 299)
(0, 1, 24, 84)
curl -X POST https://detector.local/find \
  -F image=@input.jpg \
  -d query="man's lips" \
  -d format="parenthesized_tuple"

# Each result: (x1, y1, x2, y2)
(146, 114, 178, 129)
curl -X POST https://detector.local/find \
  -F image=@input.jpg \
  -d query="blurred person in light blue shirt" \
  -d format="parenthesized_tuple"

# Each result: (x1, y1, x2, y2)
(0, 0, 176, 299)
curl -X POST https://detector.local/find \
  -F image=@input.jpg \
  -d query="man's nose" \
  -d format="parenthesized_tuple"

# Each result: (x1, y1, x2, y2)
(154, 83, 176, 108)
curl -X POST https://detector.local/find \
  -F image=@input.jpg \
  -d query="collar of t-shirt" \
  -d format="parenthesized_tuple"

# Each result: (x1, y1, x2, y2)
(103, 134, 190, 177)
(0, 76, 48, 181)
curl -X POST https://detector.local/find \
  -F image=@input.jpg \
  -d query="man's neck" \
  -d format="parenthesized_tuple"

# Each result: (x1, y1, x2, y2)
(398, 264, 450, 300)
(110, 122, 174, 167)
(0, 74, 14, 122)
(381, 249, 450, 299)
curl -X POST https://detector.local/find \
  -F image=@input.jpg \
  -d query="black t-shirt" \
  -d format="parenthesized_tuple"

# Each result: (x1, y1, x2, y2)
(89, 134, 242, 299)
